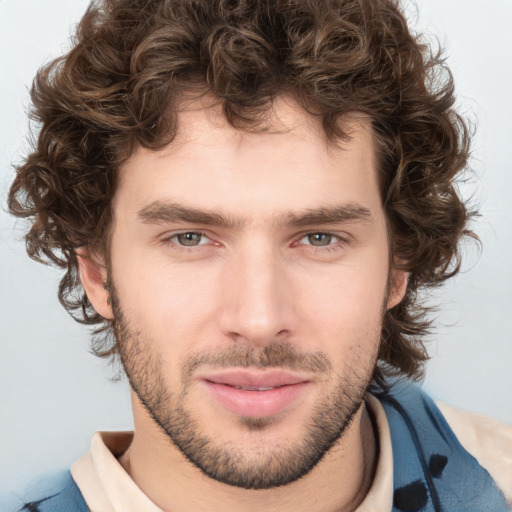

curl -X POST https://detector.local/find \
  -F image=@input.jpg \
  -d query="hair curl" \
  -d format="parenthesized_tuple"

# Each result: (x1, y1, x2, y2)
(8, 0, 474, 387)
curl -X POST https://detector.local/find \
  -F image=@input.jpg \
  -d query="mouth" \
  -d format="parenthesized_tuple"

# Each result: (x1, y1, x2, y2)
(200, 369, 312, 418)
(221, 385, 281, 391)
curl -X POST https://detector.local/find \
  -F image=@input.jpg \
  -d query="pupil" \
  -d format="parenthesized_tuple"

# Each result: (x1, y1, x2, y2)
(309, 234, 331, 246)
(178, 233, 201, 246)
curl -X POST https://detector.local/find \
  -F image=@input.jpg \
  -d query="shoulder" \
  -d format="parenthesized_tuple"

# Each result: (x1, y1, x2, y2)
(436, 400, 512, 506)
(7, 470, 88, 512)
(374, 379, 512, 508)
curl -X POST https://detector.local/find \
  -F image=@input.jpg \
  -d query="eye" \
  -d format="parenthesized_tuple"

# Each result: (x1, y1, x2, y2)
(169, 232, 209, 247)
(298, 233, 340, 247)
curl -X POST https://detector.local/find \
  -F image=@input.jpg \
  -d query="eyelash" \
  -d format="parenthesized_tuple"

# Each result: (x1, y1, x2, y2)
(161, 230, 351, 253)
(294, 232, 349, 251)
(162, 231, 212, 250)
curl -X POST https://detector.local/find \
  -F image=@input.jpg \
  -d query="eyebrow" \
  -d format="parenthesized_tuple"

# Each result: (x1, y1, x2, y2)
(138, 202, 243, 229)
(137, 201, 373, 229)
(284, 205, 373, 227)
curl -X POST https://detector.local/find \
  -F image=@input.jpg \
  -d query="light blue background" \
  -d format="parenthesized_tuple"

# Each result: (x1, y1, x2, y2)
(1, 0, 511, 503)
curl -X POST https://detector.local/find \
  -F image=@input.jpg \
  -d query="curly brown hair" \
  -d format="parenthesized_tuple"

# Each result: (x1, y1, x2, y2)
(8, 0, 473, 387)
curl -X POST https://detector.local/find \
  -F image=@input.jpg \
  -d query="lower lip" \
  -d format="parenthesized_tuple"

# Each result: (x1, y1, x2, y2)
(203, 381, 310, 418)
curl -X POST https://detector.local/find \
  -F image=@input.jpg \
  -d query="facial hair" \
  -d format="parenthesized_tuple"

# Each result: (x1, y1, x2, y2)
(110, 285, 379, 490)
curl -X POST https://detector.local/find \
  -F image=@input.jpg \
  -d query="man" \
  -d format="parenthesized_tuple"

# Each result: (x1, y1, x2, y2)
(4, 0, 512, 511)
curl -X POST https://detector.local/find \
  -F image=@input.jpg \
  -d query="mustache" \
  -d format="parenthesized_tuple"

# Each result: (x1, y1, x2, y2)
(182, 342, 332, 382)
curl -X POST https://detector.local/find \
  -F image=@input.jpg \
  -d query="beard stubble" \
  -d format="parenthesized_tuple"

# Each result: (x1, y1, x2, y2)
(109, 284, 380, 490)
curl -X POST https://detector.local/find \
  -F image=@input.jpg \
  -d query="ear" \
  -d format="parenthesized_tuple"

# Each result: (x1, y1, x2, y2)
(76, 248, 113, 320)
(387, 267, 409, 310)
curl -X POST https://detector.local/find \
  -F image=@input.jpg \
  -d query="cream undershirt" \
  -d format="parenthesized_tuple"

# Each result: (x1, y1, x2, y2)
(70, 396, 512, 512)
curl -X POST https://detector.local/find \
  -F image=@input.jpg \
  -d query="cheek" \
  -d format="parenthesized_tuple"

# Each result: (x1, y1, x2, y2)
(294, 259, 389, 346)
(111, 248, 220, 339)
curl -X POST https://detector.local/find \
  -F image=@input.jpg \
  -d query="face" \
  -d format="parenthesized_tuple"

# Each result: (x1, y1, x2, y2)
(83, 97, 406, 489)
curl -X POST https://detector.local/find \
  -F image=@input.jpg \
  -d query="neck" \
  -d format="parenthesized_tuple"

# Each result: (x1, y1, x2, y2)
(118, 393, 378, 512)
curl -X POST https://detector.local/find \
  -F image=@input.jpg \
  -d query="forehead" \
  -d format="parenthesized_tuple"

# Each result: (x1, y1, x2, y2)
(115, 96, 380, 222)
(167, 94, 373, 164)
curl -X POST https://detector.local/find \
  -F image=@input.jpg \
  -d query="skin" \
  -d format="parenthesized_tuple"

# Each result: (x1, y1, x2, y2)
(79, 96, 408, 512)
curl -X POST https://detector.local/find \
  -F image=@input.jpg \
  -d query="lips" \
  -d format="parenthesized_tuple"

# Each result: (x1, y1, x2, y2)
(205, 369, 307, 388)
(200, 370, 311, 418)
(232, 386, 276, 391)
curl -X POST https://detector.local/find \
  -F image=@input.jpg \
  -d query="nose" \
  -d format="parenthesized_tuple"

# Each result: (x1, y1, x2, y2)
(218, 243, 297, 346)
